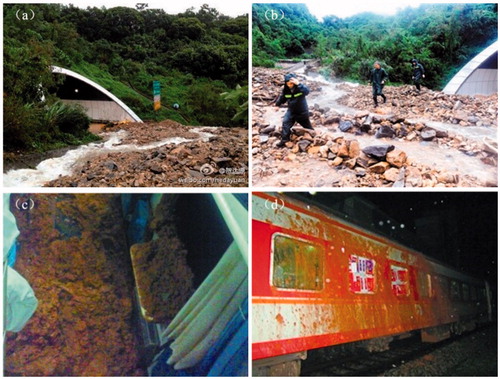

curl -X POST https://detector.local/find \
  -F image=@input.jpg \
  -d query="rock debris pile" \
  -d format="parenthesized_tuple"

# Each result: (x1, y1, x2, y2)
(252, 68, 497, 187)
(47, 121, 248, 187)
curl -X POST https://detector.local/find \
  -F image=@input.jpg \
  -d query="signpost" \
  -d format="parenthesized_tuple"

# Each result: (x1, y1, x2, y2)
(153, 81, 161, 111)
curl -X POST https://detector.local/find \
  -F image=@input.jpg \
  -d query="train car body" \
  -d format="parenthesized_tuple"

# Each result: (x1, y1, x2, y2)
(252, 193, 492, 375)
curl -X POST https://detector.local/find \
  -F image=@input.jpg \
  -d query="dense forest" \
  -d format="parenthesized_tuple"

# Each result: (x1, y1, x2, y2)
(4, 4, 248, 152)
(253, 3, 497, 89)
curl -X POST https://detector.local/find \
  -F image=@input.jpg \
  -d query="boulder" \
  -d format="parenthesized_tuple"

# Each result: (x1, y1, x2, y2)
(383, 167, 400, 182)
(362, 145, 395, 160)
(331, 157, 343, 166)
(338, 141, 350, 157)
(297, 139, 312, 152)
(375, 124, 395, 139)
(421, 127, 437, 141)
(307, 146, 321, 155)
(260, 125, 276, 134)
(319, 145, 330, 158)
(324, 115, 341, 125)
(348, 140, 361, 158)
(259, 134, 269, 143)
(368, 162, 390, 174)
(292, 126, 316, 137)
(386, 149, 407, 168)
(345, 158, 357, 169)
(339, 120, 354, 132)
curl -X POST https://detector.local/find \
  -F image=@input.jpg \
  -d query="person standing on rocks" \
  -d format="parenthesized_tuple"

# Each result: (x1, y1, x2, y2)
(369, 61, 388, 108)
(275, 73, 314, 148)
(411, 58, 425, 93)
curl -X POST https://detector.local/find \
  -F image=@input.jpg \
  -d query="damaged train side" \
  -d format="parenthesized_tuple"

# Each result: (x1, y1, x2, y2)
(252, 192, 492, 376)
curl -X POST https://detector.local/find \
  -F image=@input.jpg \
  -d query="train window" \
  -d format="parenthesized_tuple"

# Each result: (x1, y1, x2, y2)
(349, 255, 376, 294)
(436, 276, 449, 298)
(271, 234, 324, 291)
(470, 286, 477, 301)
(479, 288, 487, 301)
(451, 280, 461, 300)
(417, 272, 432, 298)
(462, 283, 470, 301)
(391, 265, 409, 296)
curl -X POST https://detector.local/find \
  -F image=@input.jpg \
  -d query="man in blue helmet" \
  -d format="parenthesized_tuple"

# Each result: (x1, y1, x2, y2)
(411, 58, 425, 93)
(275, 73, 314, 148)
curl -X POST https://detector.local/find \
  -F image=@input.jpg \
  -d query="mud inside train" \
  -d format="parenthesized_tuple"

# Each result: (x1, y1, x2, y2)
(4, 193, 248, 376)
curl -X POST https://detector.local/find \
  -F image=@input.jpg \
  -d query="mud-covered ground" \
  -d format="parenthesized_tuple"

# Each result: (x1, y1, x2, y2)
(4, 194, 144, 376)
(252, 67, 497, 187)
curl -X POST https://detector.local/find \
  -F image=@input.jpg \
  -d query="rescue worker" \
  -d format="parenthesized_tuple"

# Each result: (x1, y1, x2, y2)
(275, 73, 314, 148)
(369, 61, 388, 107)
(411, 58, 425, 93)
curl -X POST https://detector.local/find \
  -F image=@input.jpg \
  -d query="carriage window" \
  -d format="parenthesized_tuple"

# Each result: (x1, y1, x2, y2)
(272, 234, 323, 291)
(470, 286, 477, 301)
(451, 280, 461, 300)
(479, 287, 487, 301)
(462, 283, 470, 301)
(349, 255, 376, 294)
(417, 272, 432, 298)
(436, 275, 449, 298)
(391, 265, 409, 296)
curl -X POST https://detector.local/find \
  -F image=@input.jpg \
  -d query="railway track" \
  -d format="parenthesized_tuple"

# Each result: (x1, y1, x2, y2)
(301, 326, 490, 376)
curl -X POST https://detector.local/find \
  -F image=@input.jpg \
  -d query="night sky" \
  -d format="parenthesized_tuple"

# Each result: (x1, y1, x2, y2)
(291, 192, 498, 286)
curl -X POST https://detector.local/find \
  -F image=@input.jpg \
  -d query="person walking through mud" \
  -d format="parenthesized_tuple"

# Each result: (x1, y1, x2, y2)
(369, 61, 388, 107)
(275, 73, 314, 148)
(411, 58, 425, 93)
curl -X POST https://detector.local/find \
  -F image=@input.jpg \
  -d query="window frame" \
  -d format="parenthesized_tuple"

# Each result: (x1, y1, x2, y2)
(270, 232, 325, 292)
(417, 271, 433, 298)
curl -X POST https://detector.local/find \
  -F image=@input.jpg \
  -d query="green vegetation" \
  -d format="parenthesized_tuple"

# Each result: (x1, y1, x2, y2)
(253, 3, 497, 89)
(4, 4, 248, 153)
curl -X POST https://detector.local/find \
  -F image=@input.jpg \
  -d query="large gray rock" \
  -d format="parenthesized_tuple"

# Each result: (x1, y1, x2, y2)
(339, 120, 354, 132)
(421, 127, 437, 141)
(292, 126, 316, 137)
(362, 145, 395, 160)
(375, 124, 395, 139)
(297, 139, 312, 152)
(260, 125, 276, 134)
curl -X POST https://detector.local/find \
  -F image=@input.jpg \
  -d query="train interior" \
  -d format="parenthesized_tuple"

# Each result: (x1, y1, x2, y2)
(3, 193, 248, 376)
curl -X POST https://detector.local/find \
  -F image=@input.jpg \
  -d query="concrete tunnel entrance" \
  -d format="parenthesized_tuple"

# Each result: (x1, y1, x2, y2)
(51, 66, 142, 123)
(443, 41, 498, 96)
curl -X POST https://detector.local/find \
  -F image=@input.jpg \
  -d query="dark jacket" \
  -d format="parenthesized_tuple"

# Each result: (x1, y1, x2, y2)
(276, 76, 310, 115)
(369, 68, 388, 86)
(412, 60, 425, 80)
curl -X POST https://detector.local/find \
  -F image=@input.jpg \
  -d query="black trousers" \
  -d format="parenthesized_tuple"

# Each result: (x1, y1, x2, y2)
(372, 84, 386, 105)
(281, 111, 313, 141)
(413, 78, 422, 91)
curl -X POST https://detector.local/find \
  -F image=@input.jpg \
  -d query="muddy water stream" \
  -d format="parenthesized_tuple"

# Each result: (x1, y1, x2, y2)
(4, 128, 215, 187)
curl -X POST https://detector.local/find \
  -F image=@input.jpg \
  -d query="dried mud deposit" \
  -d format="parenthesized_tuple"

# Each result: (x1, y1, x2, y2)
(130, 195, 194, 323)
(5, 194, 144, 376)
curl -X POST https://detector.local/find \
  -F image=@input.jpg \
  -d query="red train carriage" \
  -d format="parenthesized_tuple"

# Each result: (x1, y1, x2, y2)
(252, 193, 492, 375)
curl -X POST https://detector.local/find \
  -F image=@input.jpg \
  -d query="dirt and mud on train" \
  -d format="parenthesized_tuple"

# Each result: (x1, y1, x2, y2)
(252, 192, 496, 376)
(4, 193, 248, 376)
